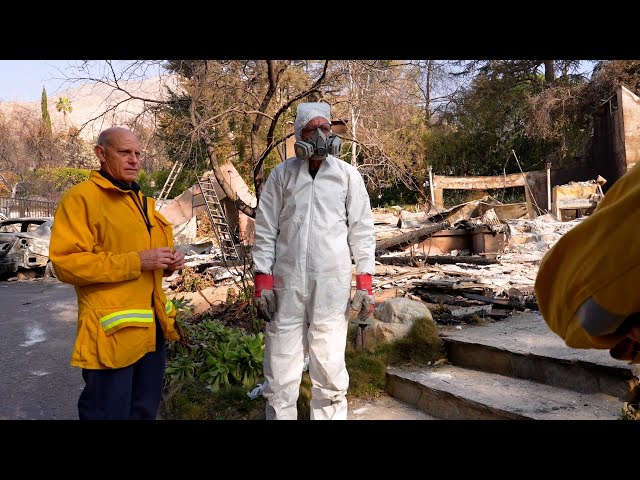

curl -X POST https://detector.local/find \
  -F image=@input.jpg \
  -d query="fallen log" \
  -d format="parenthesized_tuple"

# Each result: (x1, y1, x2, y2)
(375, 221, 450, 254)
(377, 254, 498, 266)
(412, 291, 487, 307)
(459, 291, 537, 310)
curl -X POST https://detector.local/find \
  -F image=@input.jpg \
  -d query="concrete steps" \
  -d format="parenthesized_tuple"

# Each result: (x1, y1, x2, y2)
(387, 364, 623, 420)
(385, 311, 640, 420)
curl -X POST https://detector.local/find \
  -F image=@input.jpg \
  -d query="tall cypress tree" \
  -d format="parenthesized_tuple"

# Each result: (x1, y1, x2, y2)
(41, 86, 52, 137)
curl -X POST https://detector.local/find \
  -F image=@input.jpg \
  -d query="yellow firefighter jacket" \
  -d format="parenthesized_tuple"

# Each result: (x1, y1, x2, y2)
(50, 171, 179, 369)
(535, 161, 640, 352)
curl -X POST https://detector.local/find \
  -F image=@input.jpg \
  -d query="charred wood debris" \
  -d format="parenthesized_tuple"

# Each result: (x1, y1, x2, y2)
(164, 195, 586, 327)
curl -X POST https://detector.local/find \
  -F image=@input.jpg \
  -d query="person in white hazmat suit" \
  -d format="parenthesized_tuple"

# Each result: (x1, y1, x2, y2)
(252, 101, 376, 420)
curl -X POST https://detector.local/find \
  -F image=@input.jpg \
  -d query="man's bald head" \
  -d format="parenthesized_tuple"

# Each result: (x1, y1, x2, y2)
(97, 127, 137, 148)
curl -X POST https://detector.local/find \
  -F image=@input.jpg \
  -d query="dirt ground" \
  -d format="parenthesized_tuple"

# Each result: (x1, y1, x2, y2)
(166, 283, 239, 315)
(348, 393, 434, 420)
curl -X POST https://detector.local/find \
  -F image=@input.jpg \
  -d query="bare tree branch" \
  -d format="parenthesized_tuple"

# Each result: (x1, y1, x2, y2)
(188, 100, 255, 217)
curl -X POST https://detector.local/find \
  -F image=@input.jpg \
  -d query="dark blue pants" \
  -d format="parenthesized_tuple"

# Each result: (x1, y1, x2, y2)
(78, 324, 166, 420)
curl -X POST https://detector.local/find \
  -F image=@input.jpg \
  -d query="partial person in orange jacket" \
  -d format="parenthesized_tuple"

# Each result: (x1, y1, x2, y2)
(535, 161, 640, 363)
(49, 127, 185, 420)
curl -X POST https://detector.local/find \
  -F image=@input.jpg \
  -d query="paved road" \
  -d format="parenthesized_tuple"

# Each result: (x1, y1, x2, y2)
(0, 277, 82, 420)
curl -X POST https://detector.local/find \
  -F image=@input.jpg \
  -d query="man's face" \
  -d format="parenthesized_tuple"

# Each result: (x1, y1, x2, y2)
(95, 131, 142, 184)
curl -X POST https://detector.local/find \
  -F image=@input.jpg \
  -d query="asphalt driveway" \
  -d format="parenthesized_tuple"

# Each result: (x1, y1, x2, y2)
(0, 277, 81, 420)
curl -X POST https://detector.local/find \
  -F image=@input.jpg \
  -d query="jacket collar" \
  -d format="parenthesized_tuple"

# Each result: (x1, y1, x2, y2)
(91, 169, 141, 193)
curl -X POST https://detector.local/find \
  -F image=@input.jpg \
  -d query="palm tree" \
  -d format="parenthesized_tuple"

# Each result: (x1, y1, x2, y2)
(55, 96, 73, 127)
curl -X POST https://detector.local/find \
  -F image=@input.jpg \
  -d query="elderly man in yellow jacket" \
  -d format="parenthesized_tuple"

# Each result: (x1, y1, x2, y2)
(50, 127, 185, 420)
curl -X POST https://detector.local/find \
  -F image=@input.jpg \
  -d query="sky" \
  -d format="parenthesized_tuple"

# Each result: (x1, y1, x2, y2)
(0, 60, 599, 104)
(0, 60, 167, 103)
(0, 60, 74, 102)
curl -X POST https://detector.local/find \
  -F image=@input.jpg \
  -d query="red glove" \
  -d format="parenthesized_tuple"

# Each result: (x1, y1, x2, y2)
(254, 274, 276, 321)
(351, 274, 374, 320)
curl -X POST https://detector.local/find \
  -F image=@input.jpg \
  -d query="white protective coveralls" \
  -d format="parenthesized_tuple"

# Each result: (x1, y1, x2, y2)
(252, 103, 376, 420)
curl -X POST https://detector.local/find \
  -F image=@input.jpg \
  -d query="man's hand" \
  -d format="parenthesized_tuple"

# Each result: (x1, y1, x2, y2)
(609, 313, 640, 362)
(139, 247, 176, 271)
(166, 249, 186, 272)
(351, 273, 374, 321)
(254, 274, 277, 322)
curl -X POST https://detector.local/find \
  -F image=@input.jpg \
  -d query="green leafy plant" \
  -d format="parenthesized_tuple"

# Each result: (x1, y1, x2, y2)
(196, 330, 265, 392)
(171, 296, 194, 315)
(165, 344, 202, 384)
(164, 315, 265, 398)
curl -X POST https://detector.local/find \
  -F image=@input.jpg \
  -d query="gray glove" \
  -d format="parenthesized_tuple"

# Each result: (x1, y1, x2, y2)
(254, 274, 277, 322)
(351, 289, 373, 321)
(256, 289, 277, 322)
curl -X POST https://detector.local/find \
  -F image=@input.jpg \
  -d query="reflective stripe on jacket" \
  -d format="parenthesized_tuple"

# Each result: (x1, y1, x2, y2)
(50, 171, 179, 369)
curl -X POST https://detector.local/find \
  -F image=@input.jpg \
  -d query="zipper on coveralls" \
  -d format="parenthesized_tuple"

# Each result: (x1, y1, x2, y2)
(304, 179, 316, 296)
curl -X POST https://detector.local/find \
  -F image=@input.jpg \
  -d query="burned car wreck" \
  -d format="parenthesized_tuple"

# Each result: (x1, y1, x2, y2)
(0, 217, 53, 276)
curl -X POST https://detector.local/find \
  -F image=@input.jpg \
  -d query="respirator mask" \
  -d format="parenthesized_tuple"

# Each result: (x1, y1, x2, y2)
(294, 126, 341, 160)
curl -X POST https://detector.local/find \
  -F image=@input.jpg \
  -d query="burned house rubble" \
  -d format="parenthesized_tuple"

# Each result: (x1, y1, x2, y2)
(362, 197, 585, 326)
(160, 187, 589, 327)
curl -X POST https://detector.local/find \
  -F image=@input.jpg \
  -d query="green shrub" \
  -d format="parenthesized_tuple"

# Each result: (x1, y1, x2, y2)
(165, 315, 264, 396)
